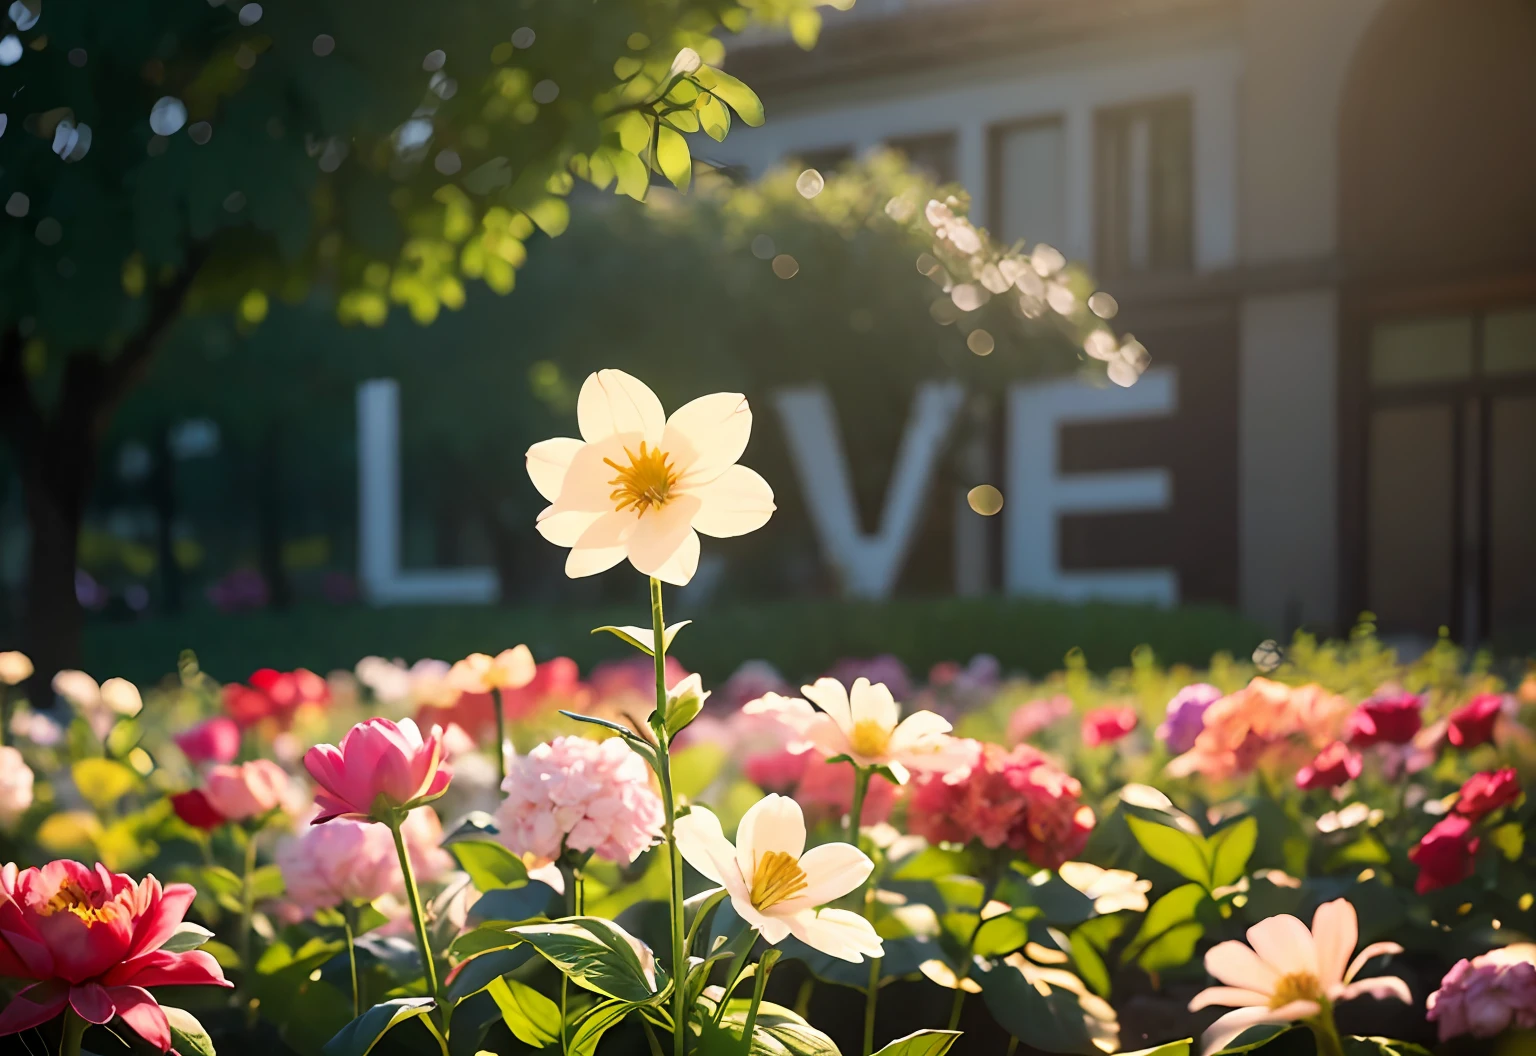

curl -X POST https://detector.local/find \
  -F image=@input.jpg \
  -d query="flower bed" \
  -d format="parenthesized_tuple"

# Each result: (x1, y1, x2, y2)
(1, 370, 1533, 1056)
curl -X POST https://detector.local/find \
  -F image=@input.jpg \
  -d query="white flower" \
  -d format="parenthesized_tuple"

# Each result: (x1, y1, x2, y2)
(0, 651, 32, 686)
(1057, 861, 1151, 915)
(924, 199, 981, 255)
(674, 794, 883, 963)
(52, 671, 142, 740)
(747, 677, 965, 784)
(0, 745, 34, 827)
(527, 370, 775, 586)
(448, 645, 535, 693)
(1190, 898, 1411, 1055)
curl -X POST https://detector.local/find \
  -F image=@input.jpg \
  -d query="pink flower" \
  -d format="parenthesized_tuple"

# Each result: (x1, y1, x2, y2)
(277, 818, 402, 914)
(794, 754, 897, 828)
(0, 746, 34, 827)
(173, 717, 242, 765)
(1167, 678, 1353, 782)
(1007, 695, 1072, 743)
(1157, 683, 1222, 755)
(493, 736, 664, 867)
(907, 743, 1094, 869)
(1427, 948, 1536, 1040)
(1082, 706, 1138, 748)
(1447, 694, 1507, 749)
(399, 806, 455, 884)
(203, 760, 289, 822)
(1455, 768, 1520, 820)
(1345, 692, 1423, 747)
(303, 718, 451, 825)
(0, 860, 231, 1051)
(1295, 741, 1362, 790)
(744, 748, 811, 794)
(1409, 815, 1480, 894)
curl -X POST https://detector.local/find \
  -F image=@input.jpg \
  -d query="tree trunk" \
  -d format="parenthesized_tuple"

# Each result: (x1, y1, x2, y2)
(148, 424, 183, 615)
(21, 471, 86, 690)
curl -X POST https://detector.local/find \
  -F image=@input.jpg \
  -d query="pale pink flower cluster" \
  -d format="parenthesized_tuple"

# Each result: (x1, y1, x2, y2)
(1166, 678, 1353, 782)
(494, 737, 664, 866)
(0, 746, 34, 827)
(1428, 946, 1536, 1040)
(276, 806, 452, 915)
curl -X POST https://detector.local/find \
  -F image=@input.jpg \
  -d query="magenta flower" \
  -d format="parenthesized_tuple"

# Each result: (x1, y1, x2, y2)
(1428, 949, 1536, 1040)
(1157, 683, 1221, 755)
(303, 718, 451, 824)
(1295, 741, 1362, 790)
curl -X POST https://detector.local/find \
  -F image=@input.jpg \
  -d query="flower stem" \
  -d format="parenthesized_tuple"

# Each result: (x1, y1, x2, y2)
(1005, 1037, 1019, 1056)
(390, 813, 443, 1013)
(847, 766, 871, 846)
(342, 901, 361, 1019)
(237, 827, 259, 997)
(862, 953, 880, 1056)
(946, 865, 1001, 1030)
(1310, 1007, 1346, 1056)
(846, 764, 880, 1056)
(741, 949, 781, 1045)
(650, 576, 688, 1056)
(493, 686, 508, 789)
(58, 1007, 86, 1056)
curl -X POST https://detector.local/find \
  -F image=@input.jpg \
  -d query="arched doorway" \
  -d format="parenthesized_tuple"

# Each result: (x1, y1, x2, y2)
(1339, 0, 1536, 646)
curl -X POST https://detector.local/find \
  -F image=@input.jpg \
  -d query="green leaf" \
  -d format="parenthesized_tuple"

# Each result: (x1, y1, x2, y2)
(656, 126, 692, 192)
(872, 1029, 963, 1056)
(509, 917, 662, 1004)
(673, 743, 727, 800)
(1063, 928, 1112, 999)
(1124, 883, 1207, 971)
(1126, 816, 1210, 888)
(788, 8, 821, 49)
(524, 197, 569, 237)
(164, 1007, 216, 1056)
(467, 881, 558, 925)
(569, 1000, 632, 1056)
(452, 840, 530, 891)
(698, 94, 731, 142)
(250, 864, 285, 901)
(161, 922, 215, 954)
(445, 945, 534, 1002)
(972, 911, 1030, 958)
(1212, 1025, 1290, 1055)
(72, 758, 139, 809)
(1120, 1041, 1192, 1056)
(1208, 817, 1258, 889)
(976, 960, 1096, 1055)
(322, 998, 445, 1056)
(612, 151, 649, 201)
(694, 67, 765, 127)
(702, 998, 841, 1056)
(1342, 1037, 1434, 1056)
(591, 621, 690, 657)
(441, 811, 500, 845)
(488, 976, 562, 1047)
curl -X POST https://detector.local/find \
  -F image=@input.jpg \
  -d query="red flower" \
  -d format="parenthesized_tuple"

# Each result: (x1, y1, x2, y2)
(1345, 693, 1423, 747)
(172, 717, 241, 765)
(169, 790, 225, 831)
(908, 743, 1094, 869)
(224, 668, 330, 730)
(1295, 740, 1363, 790)
(1447, 694, 1505, 750)
(0, 860, 231, 1050)
(1455, 768, 1520, 820)
(1082, 706, 1138, 748)
(1409, 815, 1480, 894)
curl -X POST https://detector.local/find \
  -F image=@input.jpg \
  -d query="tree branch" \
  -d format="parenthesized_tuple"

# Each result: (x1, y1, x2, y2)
(99, 242, 211, 418)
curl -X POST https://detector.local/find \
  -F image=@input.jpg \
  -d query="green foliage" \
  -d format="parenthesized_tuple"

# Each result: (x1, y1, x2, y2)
(323, 998, 445, 1056)
(974, 958, 1104, 1055)
(509, 916, 665, 1004)
(1122, 883, 1206, 972)
(164, 1007, 218, 1056)
(487, 975, 564, 1048)
(697, 998, 842, 1056)
(466, 880, 560, 925)
(162, 922, 215, 953)
(450, 839, 529, 891)
(1126, 814, 1258, 893)
(871, 1031, 962, 1056)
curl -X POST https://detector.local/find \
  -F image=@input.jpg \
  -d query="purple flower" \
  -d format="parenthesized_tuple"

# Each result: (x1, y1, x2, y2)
(1427, 950, 1536, 1040)
(1157, 683, 1222, 755)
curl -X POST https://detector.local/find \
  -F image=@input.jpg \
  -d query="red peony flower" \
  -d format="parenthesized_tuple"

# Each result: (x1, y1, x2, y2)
(223, 668, 330, 730)
(907, 743, 1093, 869)
(1082, 706, 1138, 748)
(1455, 768, 1520, 820)
(1345, 692, 1423, 747)
(1409, 815, 1480, 894)
(169, 790, 225, 831)
(0, 860, 230, 1050)
(1447, 694, 1505, 750)
(1295, 740, 1363, 790)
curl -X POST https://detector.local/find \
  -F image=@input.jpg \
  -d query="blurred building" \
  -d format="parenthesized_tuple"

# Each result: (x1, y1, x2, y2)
(714, 0, 1536, 644)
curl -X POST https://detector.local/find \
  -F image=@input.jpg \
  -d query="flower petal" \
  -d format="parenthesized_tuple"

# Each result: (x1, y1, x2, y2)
(526, 437, 584, 502)
(566, 544, 627, 579)
(664, 392, 752, 486)
(674, 805, 736, 887)
(689, 465, 775, 539)
(626, 495, 702, 581)
(1245, 914, 1317, 977)
(848, 678, 900, 730)
(547, 435, 645, 514)
(801, 678, 854, 734)
(107, 949, 230, 989)
(1344, 941, 1404, 984)
(1188, 986, 1272, 1012)
(577, 370, 664, 444)
(782, 908, 883, 963)
(1309, 898, 1356, 989)
(1198, 1006, 1295, 1056)
(1337, 975, 1412, 1005)
(644, 528, 699, 587)
(69, 982, 116, 1024)
(735, 794, 807, 884)
(106, 985, 171, 1052)
(1203, 940, 1282, 993)
(887, 710, 952, 753)
(0, 979, 68, 1036)
(777, 843, 873, 911)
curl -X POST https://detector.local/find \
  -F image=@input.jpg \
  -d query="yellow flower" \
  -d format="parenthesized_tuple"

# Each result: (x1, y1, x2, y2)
(526, 370, 774, 585)
(448, 645, 536, 693)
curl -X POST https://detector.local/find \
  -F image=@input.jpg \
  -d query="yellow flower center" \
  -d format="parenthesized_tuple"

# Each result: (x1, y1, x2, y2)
(750, 850, 809, 911)
(848, 719, 892, 759)
(604, 442, 679, 517)
(37, 880, 119, 926)
(1269, 971, 1322, 1009)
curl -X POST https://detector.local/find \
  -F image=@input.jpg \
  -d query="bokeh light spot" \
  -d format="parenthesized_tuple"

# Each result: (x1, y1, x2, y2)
(313, 34, 335, 57)
(750, 234, 774, 260)
(34, 217, 60, 245)
(511, 27, 536, 48)
(966, 329, 995, 356)
(967, 485, 1004, 516)
(188, 121, 213, 145)
(795, 168, 824, 199)
(5, 192, 28, 217)
(532, 79, 558, 103)
(771, 254, 798, 279)
(423, 49, 446, 71)
(1088, 292, 1119, 319)
(150, 97, 186, 136)
(0, 35, 21, 66)
(237, 3, 262, 26)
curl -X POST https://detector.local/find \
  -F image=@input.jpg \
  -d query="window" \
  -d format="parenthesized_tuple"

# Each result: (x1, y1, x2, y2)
(789, 145, 853, 175)
(887, 131, 957, 185)
(1095, 97, 1193, 274)
(988, 117, 1064, 249)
